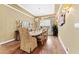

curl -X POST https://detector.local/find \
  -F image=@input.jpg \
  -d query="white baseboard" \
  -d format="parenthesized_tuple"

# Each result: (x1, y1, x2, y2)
(0, 38, 15, 45)
(58, 36, 69, 54)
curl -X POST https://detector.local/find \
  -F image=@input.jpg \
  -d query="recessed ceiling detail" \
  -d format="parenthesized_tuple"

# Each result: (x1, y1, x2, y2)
(19, 4, 55, 16)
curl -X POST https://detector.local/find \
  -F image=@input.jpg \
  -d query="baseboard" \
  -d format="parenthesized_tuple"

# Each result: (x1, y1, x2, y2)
(58, 36, 69, 54)
(0, 38, 15, 45)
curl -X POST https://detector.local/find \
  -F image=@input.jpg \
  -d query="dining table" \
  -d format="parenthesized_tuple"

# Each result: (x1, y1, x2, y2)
(29, 29, 43, 37)
(29, 28, 48, 45)
(29, 29, 43, 46)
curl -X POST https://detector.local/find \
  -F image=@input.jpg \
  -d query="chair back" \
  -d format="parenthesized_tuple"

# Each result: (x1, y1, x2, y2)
(19, 27, 30, 42)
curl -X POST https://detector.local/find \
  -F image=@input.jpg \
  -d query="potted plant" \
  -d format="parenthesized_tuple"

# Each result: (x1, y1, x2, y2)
(52, 19, 58, 36)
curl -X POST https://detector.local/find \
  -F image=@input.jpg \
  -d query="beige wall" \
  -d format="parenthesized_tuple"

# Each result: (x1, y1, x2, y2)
(55, 4, 60, 14)
(0, 5, 34, 43)
(59, 4, 79, 53)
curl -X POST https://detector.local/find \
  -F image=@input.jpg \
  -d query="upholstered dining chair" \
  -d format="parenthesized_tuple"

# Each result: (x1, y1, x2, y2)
(37, 28, 48, 45)
(43, 28, 48, 40)
(19, 27, 37, 53)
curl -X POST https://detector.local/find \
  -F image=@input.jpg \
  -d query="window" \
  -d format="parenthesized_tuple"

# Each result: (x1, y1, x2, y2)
(40, 19, 50, 26)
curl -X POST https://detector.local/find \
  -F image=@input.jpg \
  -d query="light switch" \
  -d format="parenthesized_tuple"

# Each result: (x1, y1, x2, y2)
(74, 23, 79, 29)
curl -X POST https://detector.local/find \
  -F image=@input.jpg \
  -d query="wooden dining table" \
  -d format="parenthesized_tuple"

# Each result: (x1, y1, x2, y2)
(29, 28, 48, 45)
(29, 30, 43, 46)
(29, 30, 43, 37)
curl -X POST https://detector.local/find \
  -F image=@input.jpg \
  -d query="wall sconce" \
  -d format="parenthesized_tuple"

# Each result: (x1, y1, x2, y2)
(62, 4, 72, 14)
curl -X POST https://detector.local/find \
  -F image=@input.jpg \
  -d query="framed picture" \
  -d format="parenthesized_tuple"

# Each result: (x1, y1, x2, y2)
(58, 13, 65, 26)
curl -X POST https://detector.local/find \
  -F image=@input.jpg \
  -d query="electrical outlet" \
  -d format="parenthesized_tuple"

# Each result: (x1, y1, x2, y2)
(66, 48, 69, 51)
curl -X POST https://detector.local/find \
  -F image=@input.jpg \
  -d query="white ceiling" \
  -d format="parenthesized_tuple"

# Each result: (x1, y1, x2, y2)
(19, 4, 55, 16)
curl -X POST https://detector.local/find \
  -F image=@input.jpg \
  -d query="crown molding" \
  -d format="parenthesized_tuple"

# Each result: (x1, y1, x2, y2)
(17, 4, 35, 17)
(4, 5, 34, 18)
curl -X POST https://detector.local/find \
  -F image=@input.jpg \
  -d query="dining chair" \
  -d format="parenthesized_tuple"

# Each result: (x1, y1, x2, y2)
(37, 28, 48, 45)
(19, 27, 37, 53)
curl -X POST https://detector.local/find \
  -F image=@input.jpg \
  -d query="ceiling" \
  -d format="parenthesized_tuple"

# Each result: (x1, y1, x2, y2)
(18, 4, 55, 16)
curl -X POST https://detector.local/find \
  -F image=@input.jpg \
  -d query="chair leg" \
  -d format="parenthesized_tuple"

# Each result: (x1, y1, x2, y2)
(41, 41, 44, 45)
(41, 41, 43, 45)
